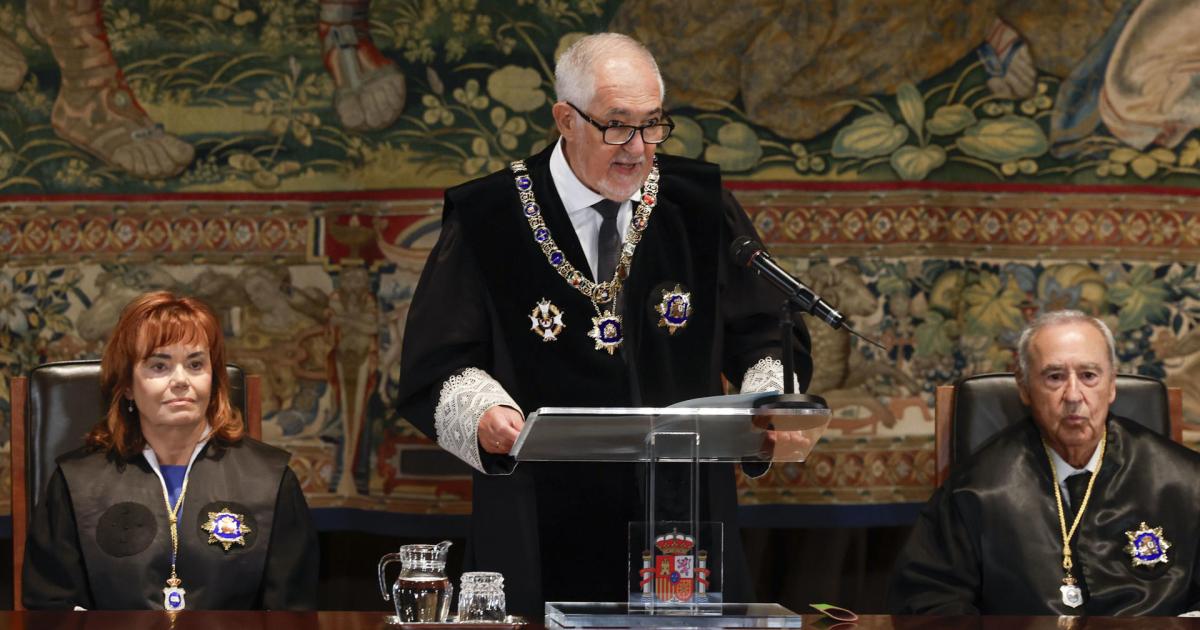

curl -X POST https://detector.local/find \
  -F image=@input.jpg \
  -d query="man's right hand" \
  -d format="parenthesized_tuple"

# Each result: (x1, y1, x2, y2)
(751, 414, 815, 462)
(478, 405, 525, 455)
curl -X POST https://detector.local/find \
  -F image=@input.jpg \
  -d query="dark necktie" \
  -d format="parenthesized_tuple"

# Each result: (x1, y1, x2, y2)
(1065, 471, 1093, 523)
(592, 199, 621, 282)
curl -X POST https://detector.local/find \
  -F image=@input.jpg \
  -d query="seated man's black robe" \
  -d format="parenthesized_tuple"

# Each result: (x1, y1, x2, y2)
(889, 415, 1200, 615)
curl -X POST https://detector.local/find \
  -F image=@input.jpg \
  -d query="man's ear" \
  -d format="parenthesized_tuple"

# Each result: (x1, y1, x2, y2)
(1016, 373, 1031, 406)
(551, 101, 575, 137)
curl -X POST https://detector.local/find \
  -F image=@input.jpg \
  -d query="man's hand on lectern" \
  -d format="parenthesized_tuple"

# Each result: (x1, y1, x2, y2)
(479, 405, 525, 455)
(752, 414, 814, 462)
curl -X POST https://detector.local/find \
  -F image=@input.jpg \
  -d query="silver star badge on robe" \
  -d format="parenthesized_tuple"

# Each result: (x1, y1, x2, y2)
(1124, 521, 1170, 567)
(529, 299, 565, 342)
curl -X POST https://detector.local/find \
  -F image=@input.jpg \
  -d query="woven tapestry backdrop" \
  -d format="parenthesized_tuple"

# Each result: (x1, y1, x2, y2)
(1, 0, 1199, 518)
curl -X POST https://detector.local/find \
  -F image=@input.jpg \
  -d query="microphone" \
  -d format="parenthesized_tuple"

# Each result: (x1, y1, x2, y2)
(729, 236, 846, 329)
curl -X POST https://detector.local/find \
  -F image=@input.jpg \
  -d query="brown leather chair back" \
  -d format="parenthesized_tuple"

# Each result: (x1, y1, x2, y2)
(934, 372, 1181, 486)
(22, 360, 248, 515)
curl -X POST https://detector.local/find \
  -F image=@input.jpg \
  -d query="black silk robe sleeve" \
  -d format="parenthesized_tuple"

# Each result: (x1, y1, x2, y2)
(259, 467, 319, 610)
(22, 467, 96, 610)
(398, 199, 489, 435)
(716, 189, 813, 391)
(886, 485, 983, 614)
(397, 198, 516, 474)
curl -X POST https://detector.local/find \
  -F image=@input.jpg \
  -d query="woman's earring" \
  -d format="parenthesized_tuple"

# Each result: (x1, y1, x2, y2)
(127, 399, 135, 414)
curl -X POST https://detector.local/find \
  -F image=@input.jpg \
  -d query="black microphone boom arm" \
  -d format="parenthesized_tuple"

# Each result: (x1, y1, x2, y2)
(729, 236, 887, 351)
(729, 236, 845, 329)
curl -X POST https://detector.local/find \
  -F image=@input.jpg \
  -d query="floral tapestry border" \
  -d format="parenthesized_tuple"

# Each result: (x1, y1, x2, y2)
(3, 187, 1199, 266)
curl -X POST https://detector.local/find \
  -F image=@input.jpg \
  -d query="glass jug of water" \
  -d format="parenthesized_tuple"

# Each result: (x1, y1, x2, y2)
(378, 540, 453, 622)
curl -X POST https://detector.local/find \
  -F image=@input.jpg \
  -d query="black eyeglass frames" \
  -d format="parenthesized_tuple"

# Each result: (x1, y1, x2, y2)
(566, 102, 675, 145)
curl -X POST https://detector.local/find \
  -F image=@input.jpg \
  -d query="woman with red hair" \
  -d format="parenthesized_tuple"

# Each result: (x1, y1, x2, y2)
(23, 292, 318, 610)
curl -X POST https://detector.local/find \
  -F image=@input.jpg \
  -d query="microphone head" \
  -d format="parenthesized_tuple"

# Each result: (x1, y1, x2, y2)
(729, 236, 763, 267)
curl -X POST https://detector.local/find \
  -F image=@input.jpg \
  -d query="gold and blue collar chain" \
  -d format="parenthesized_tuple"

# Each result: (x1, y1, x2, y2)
(509, 158, 660, 354)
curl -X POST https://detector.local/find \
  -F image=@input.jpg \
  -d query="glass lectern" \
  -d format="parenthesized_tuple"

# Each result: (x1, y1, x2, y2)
(512, 392, 831, 628)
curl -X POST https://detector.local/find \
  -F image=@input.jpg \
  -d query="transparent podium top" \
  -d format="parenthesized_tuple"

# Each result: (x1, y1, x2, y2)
(511, 393, 830, 463)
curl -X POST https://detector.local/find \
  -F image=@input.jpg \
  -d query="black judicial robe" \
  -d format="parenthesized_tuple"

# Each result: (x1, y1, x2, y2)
(888, 415, 1200, 615)
(398, 146, 812, 615)
(23, 438, 318, 610)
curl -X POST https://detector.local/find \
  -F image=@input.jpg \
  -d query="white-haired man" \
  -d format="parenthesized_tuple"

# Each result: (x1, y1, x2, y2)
(398, 33, 811, 614)
(889, 310, 1200, 615)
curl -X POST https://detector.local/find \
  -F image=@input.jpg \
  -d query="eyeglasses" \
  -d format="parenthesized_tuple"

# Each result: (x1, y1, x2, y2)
(567, 102, 675, 145)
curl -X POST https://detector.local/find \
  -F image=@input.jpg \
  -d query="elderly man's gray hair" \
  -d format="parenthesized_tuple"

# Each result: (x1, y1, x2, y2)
(555, 32, 665, 108)
(1015, 309, 1118, 387)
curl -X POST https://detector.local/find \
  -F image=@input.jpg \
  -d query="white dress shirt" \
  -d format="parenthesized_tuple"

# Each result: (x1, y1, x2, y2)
(549, 139, 642, 280)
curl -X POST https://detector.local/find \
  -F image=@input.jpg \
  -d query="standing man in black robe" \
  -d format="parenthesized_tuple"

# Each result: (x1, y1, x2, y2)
(889, 310, 1200, 615)
(397, 32, 811, 616)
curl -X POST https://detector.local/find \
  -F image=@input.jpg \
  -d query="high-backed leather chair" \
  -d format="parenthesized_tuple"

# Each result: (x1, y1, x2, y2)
(934, 372, 1182, 486)
(9, 360, 261, 609)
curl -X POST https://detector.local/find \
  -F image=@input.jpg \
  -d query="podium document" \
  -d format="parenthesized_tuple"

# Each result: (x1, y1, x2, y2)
(514, 392, 831, 628)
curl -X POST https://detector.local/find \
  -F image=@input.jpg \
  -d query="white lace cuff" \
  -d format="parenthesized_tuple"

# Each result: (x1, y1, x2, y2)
(434, 367, 522, 473)
(739, 357, 801, 394)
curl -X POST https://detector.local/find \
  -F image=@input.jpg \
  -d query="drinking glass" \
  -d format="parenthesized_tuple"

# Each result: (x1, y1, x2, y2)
(457, 571, 506, 622)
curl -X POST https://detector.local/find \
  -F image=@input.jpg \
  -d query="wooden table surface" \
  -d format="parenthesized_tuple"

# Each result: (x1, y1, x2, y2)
(0, 611, 1196, 630)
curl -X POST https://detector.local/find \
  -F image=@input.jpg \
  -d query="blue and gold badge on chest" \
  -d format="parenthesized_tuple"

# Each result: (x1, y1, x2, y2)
(202, 507, 252, 551)
(1124, 521, 1171, 568)
(589, 311, 624, 354)
(654, 284, 692, 334)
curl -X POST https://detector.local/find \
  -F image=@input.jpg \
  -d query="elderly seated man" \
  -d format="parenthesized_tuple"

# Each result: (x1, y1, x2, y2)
(888, 309, 1200, 615)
